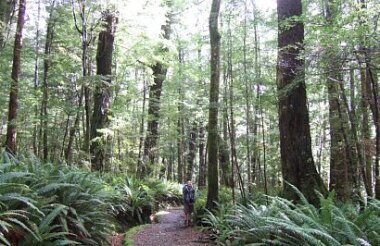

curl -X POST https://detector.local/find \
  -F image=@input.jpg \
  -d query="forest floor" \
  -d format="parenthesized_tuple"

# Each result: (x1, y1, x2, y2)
(116, 207, 214, 246)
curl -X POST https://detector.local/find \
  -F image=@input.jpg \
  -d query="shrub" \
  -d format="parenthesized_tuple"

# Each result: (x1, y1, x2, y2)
(1, 153, 119, 245)
(202, 188, 380, 246)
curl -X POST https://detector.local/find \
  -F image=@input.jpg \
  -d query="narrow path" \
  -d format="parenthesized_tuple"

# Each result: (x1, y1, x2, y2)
(133, 207, 213, 246)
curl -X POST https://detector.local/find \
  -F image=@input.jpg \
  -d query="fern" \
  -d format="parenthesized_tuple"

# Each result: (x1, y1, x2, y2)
(201, 190, 380, 246)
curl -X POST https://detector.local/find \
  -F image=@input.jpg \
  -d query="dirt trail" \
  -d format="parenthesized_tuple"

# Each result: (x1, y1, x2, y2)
(133, 207, 213, 246)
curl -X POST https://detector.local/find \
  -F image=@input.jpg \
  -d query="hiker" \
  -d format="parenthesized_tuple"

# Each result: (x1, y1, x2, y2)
(182, 180, 195, 226)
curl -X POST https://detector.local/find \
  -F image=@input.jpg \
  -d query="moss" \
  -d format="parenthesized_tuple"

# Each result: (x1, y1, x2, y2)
(123, 224, 149, 246)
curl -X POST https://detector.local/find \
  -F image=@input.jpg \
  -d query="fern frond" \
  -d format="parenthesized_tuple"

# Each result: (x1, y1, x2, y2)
(0, 232, 11, 246)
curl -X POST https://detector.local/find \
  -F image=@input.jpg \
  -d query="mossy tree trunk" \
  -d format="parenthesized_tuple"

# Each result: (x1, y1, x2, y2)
(277, 0, 327, 206)
(90, 11, 117, 171)
(206, 0, 221, 212)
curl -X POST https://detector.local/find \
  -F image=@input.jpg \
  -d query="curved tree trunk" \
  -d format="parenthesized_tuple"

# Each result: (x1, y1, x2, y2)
(5, 0, 25, 155)
(277, 0, 327, 206)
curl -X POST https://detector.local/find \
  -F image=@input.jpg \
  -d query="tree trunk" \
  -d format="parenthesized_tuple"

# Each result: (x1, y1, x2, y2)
(176, 47, 185, 183)
(137, 69, 147, 173)
(90, 11, 116, 171)
(198, 124, 206, 187)
(65, 87, 84, 161)
(40, 7, 55, 161)
(142, 11, 172, 177)
(358, 0, 380, 199)
(177, 114, 184, 183)
(186, 123, 197, 181)
(324, 0, 351, 201)
(336, 71, 368, 198)
(71, 0, 93, 156)
(277, 0, 327, 205)
(166, 147, 174, 180)
(226, 18, 246, 201)
(220, 78, 231, 187)
(243, 1, 252, 190)
(32, 0, 41, 156)
(206, 0, 221, 211)
(60, 115, 70, 159)
(5, 0, 25, 155)
(251, 0, 261, 189)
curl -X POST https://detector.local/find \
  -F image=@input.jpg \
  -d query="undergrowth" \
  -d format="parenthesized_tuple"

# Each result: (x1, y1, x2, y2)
(0, 151, 182, 245)
(202, 187, 380, 246)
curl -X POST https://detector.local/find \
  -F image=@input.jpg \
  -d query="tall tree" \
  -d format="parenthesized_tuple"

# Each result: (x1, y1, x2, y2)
(141, 6, 173, 177)
(276, 0, 327, 205)
(90, 10, 117, 171)
(40, 2, 57, 161)
(32, 0, 41, 156)
(324, 0, 352, 201)
(68, 0, 97, 158)
(357, 0, 380, 198)
(206, 0, 221, 211)
(5, 0, 26, 155)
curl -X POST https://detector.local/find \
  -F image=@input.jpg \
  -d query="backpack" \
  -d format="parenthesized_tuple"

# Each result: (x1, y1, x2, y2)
(184, 185, 195, 204)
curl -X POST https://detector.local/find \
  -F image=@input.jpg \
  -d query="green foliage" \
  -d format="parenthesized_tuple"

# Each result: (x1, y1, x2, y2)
(106, 175, 182, 227)
(0, 153, 119, 245)
(202, 189, 380, 246)
(194, 186, 235, 225)
(0, 152, 183, 245)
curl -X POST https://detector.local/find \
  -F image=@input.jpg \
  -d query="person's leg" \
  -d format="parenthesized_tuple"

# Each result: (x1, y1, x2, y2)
(188, 204, 194, 226)
(183, 203, 189, 226)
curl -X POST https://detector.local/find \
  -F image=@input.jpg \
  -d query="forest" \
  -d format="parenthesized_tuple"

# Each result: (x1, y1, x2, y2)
(0, 0, 379, 245)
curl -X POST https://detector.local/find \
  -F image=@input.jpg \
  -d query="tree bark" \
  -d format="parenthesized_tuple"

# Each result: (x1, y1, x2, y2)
(186, 123, 197, 181)
(32, 0, 41, 156)
(176, 47, 185, 183)
(5, 0, 25, 155)
(324, 0, 351, 201)
(358, 0, 380, 199)
(137, 69, 147, 172)
(206, 0, 221, 211)
(359, 65, 373, 196)
(198, 124, 206, 187)
(220, 79, 231, 187)
(90, 10, 116, 171)
(65, 86, 84, 161)
(277, 0, 327, 205)
(40, 7, 55, 161)
(338, 71, 368, 197)
(243, 1, 252, 190)
(177, 114, 184, 183)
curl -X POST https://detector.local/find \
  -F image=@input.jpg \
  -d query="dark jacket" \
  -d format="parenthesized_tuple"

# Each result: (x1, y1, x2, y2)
(183, 184, 195, 204)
